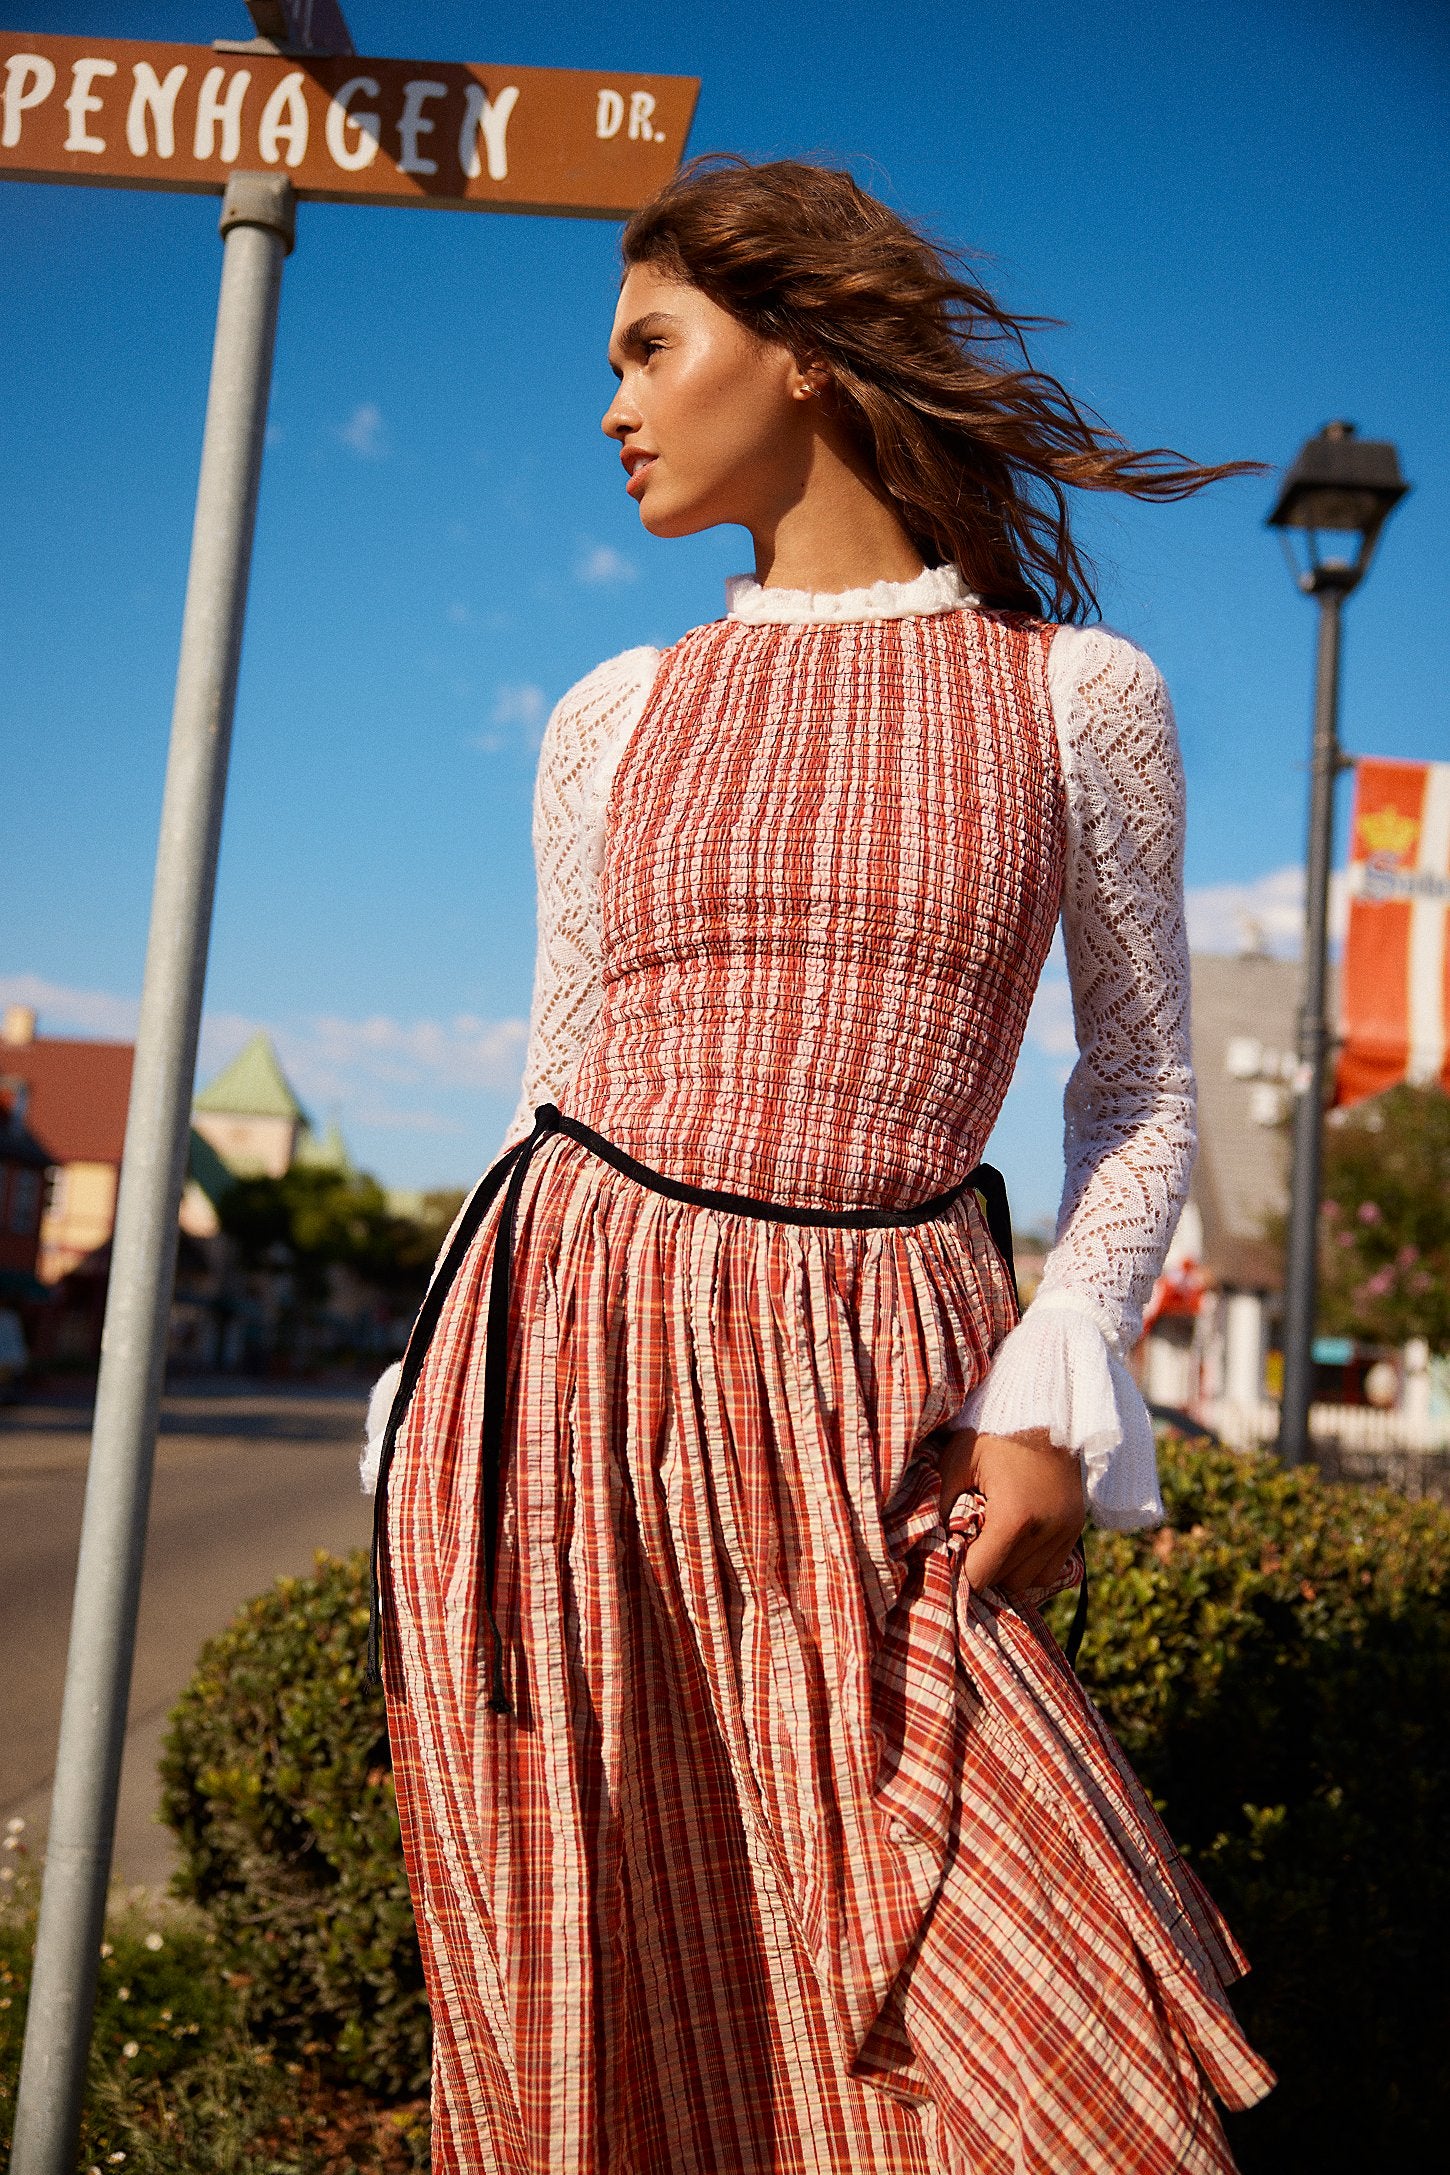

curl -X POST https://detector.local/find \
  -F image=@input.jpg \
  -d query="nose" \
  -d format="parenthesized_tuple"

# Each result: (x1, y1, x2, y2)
(601, 381, 636, 442)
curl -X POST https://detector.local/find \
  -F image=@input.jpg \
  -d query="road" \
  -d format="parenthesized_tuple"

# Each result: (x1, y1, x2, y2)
(0, 1382, 375, 1891)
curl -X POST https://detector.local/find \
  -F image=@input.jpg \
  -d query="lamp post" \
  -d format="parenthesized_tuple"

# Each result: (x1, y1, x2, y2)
(1268, 421, 1408, 1467)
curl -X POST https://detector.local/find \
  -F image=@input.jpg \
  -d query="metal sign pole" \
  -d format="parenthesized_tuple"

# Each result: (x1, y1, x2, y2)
(9, 170, 295, 2175)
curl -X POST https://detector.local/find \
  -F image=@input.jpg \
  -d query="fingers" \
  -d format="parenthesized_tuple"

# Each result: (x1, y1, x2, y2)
(958, 1430, 1086, 1601)
(964, 1518, 1071, 1599)
(934, 1426, 976, 1522)
(961, 1519, 1018, 1595)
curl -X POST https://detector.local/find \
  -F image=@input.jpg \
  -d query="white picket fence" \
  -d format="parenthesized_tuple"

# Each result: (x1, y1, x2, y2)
(1206, 1399, 1450, 1454)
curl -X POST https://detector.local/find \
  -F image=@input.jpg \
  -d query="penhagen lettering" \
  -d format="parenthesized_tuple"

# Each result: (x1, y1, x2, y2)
(0, 35, 697, 217)
(3, 48, 526, 180)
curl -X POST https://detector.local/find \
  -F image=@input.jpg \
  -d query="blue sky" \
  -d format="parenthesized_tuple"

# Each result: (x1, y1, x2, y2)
(2, 0, 1447, 1225)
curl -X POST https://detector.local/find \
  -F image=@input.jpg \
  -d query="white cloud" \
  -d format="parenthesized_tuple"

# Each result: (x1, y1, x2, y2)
(473, 681, 548, 753)
(492, 683, 547, 728)
(0, 971, 137, 1041)
(0, 973, 526, 1146)
(350, 1105, 467, 1134)
(293, 1012, 526, 1096)
(337, 401, 386, 458)
(1024, 969, 1076, 1063)
(1184, 864, 1347, 958)
(575, 542, 637, 586)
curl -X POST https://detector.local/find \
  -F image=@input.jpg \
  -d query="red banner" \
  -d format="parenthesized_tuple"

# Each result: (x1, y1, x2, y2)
(1336, 757, 1450, 1106)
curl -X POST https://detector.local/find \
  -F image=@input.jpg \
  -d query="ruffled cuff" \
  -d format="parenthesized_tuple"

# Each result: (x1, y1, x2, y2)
(952, 1293, 1163, 1530)
(360, 1360, 402, 1496)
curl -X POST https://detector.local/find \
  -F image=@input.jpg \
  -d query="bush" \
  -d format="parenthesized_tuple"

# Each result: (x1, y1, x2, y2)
(160, 1552, 428, 2100)
(1045, 1432, 1450, 2171)
(0, 1866, 428, 2171)
(162, 1443, 1450, 2166)
(1, 1866, 232, 2163)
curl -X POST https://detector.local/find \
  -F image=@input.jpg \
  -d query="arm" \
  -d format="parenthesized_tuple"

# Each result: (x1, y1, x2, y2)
(360, 645, 659, 1491)
(494, 645, 661, 1152)
(956, 625, 1195, 1534)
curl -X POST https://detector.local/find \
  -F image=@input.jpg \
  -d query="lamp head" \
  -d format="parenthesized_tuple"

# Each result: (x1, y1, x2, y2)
(244, 2, 354, 54)
(1267, 421, 1409, 596)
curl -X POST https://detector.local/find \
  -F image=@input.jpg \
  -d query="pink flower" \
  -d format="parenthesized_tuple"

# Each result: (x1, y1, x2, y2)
(1357, 1201, 1383, 1226)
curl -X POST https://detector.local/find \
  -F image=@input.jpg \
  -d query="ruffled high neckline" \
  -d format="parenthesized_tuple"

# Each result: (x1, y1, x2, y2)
(724, 563, 978, 626)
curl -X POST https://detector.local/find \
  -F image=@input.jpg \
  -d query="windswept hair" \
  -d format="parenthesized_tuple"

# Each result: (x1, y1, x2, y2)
(622, 156, 1260, 622)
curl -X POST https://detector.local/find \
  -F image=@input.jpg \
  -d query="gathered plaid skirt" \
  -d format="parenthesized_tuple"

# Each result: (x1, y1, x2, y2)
(381, 1128, 1273, 2174)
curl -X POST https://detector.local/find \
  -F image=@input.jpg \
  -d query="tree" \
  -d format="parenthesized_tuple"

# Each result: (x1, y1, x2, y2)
(1316, 1084, 1450, 1349)
(218, 1168, 465, 1305)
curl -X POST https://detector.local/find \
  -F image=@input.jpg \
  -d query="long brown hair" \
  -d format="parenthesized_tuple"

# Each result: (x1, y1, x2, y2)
(621, 156, 1261, 623)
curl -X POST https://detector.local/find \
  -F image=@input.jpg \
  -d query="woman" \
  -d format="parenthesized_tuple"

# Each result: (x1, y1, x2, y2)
(364, 156, 1276, 2173)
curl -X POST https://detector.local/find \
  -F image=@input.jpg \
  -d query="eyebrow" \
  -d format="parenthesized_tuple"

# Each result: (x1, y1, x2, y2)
(608, 311, 678, 377)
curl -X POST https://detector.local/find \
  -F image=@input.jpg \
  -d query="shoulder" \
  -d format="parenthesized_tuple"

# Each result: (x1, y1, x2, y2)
(1046, 622, 1170, 710)
(1045, 622, 1178, 782)
(544, 645, 661, 751)
(535, 645, 661, 801)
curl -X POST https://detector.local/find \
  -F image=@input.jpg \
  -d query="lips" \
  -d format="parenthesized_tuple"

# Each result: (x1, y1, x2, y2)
(622, 447, 658, 498)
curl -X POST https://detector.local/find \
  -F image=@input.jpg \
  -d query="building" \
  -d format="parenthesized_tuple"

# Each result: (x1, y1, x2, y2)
(0, 1081, 51, 1300)
(1184, 950, 1300, 1418)
(1139, 950, 1298, 1422)
(0, 1006, 272, 1364)
(1, 1004, 134, 1286)
(191, 1031, 306, 1178)
(1137, 949, 1387, 1440)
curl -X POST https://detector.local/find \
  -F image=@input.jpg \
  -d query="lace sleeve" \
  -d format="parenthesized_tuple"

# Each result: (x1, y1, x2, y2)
(496, 645, 660, 1151)
(360, 644, 658, 1493)
(956, 625, 1194, 1529)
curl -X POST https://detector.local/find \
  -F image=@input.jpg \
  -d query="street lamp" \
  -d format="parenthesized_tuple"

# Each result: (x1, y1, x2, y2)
(1268, 421, 1409, 1467)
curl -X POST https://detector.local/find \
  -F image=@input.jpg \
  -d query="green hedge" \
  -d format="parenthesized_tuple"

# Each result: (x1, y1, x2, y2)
(1045, 1435, 1450, 2169)
(0, 1871, 430, 2170)
(162, 1437, 1450, 2165)
(160, 1554, 428, 2100)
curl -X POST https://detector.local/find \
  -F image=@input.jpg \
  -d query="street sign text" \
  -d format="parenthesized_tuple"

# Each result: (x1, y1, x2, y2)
(0, 34, 698, 215)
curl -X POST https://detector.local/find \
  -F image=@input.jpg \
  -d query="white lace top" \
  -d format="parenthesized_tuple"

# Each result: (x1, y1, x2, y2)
(366, 566, 1189, 1527)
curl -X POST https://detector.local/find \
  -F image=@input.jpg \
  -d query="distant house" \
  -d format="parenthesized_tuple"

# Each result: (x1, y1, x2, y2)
(0, 1079, 51, 1301)
(192, 1032, 307, 1179)
(0, 1004, 134, 1286)
(1140, 950, 1349, 1426)
(0, 1007, 258, 1363)
(294, 1116, 353, 1176)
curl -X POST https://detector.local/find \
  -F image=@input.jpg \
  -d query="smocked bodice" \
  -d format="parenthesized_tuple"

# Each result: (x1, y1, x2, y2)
(563, 606, 1066, 1209)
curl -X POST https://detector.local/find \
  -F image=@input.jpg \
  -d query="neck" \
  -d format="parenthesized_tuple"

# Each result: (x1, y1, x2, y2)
(750, 425, 925, 594)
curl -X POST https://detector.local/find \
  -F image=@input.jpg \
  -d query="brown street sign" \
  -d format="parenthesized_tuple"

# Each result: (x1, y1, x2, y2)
(0, 33, 699, 214)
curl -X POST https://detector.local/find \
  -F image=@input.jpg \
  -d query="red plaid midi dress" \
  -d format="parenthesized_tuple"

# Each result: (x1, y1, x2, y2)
(379, 589, 1275, 2172)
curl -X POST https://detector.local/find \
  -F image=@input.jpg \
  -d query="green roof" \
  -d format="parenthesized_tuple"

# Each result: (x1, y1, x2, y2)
(194, 1033, 305, 1122)
(293, 1117, 353, 1175)
(186, 1126, 237, 1206)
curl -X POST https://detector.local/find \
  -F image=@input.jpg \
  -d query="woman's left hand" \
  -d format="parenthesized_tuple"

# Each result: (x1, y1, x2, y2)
(937, 1426, 1087, 1599)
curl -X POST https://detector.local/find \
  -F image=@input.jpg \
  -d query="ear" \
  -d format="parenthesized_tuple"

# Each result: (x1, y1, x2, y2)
(788, 352, 831, 403)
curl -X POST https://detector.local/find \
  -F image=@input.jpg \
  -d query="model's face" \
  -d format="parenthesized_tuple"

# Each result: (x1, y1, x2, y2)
(602, 263, 819, 539)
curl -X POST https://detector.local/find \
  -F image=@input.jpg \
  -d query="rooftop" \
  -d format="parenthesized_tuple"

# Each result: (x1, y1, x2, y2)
(0, 1038, 133, 1166)
(193, 1033, 305, 1123)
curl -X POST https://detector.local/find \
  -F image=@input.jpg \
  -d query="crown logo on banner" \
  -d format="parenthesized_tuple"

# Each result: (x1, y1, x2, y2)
(1357, 805, 1420, 864)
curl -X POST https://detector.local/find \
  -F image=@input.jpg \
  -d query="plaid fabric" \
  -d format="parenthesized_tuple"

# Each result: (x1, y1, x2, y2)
(383, 607, 1273, 2168)
(385, 1142, 1273, 2173)
(566, 609, 1066, 1209)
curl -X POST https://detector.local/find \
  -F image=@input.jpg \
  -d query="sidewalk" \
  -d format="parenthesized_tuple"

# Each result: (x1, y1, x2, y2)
(0, 1380, 375, 1889)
